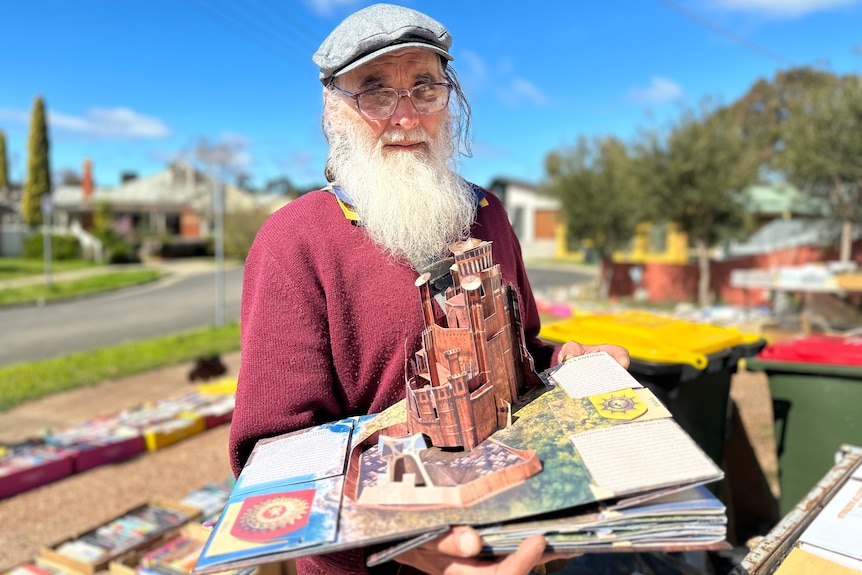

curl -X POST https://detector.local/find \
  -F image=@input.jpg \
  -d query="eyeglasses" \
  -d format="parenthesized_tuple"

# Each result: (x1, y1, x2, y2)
(329, 82, 453, 120)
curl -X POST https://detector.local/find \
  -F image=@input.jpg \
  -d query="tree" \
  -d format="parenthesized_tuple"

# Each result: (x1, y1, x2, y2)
(22, 96, 52, 226)
(725, 67, 840, 169)
(542, 136, 646, 299)
(777, 74, 862, 263)
(0, 130, 9, 191)
(263, 176, 299, 199)
(57, 168, 82, 186)
(636, 101, 760, 306)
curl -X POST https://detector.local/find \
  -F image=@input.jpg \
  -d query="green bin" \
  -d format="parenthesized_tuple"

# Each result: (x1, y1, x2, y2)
(540, 311, 766, 472)
(746, 334, 862, 516)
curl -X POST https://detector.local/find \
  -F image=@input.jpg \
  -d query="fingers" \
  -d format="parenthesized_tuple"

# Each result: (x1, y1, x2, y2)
(395, 528, 553, 575)
(495, 534, 547, 574)
(434, 525, 483, 558)
(558, 342, 586, 364)
(600, 344, 630, 369)
(558, 341, 630, 369)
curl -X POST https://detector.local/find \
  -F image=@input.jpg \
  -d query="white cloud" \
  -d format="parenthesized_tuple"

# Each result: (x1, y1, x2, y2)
(711, 0, 861, 18)
(459, 50, 489, 84)
(457, 50, 548, 108)
(500, 78, 549, 107)
(53, 107, 170, 139)
(627, 77, 684, 105)
(304, 0, 362, 16)
(0, 106, 170, 139)
(0, 109, 29, 122)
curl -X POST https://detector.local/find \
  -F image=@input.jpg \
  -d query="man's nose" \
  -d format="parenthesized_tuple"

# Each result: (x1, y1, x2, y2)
(390, 94, 420, 129)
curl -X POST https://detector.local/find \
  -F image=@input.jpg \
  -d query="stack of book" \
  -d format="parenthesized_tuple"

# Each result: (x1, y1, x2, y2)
(0, 444, 76, 499)
(45, 415, 144, 472)
(40, 500, 201, 574)
(180, 479, 237, 518)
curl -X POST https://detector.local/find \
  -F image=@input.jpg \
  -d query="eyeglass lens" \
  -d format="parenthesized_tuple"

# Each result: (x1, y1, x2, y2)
(358, 84, 450, 119)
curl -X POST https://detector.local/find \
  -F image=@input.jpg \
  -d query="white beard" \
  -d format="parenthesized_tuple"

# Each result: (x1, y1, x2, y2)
(326, 102, 476, 270)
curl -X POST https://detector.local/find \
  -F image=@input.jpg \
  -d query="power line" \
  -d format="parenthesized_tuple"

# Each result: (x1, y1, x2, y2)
(183, 0, 308, 68)
(656, 0, 795, 66)
(231, 0, 319, 55)
(257, 0, 322, 49)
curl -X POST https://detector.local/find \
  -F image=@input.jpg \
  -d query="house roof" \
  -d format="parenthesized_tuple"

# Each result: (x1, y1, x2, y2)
(52, 161, 268, 213)
(487, 176, 540, 193)
(744, 182, 828, 217)
(727, 218, 853, 256)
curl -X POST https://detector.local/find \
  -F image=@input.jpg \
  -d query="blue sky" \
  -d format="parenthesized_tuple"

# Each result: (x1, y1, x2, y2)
(2, 0, 861, 191)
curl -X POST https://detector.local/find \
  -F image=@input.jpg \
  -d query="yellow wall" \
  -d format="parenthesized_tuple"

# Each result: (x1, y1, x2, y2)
(555, 221, 688, 264)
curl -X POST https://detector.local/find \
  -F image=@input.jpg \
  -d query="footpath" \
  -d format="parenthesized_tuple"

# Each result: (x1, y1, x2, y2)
(0, 350, 242, 446)
(0, 257, 229, 290)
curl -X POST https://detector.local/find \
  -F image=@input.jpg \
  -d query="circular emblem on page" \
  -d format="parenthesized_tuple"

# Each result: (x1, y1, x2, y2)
(590, 388, 647, 420)
(239, 496, 310, 533)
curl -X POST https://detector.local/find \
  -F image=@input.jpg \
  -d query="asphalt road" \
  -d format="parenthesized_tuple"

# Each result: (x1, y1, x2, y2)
(0, 266, 244, 367)
(0, 263, 593, 367)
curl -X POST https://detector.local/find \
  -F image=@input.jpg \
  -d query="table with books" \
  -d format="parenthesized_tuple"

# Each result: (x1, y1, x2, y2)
(731, 444, 862, 574)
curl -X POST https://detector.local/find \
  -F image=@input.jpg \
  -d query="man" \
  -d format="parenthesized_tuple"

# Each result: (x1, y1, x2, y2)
(229, 4, 629, 575)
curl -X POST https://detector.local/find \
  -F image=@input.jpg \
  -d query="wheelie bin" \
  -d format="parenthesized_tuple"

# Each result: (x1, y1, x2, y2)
(540, 310, 767, 470)
(746, 334, 862, 516)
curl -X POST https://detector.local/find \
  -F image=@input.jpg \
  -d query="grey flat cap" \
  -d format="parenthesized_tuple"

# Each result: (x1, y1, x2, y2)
(313, 3, 452, 84)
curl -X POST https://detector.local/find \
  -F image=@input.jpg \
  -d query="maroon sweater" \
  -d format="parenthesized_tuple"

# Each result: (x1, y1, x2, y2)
(229, 188, 558, 575)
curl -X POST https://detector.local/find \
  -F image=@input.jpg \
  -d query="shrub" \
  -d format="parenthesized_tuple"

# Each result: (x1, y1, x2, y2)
(22, 233, 82, 260)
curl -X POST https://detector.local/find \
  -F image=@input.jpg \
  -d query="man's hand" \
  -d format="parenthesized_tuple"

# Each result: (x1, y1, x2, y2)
(394, 526, 575, 575)
(557, 341, 630, 369)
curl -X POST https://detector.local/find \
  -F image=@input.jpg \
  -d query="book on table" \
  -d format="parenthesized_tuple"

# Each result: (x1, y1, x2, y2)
(192, 351, 728, 574)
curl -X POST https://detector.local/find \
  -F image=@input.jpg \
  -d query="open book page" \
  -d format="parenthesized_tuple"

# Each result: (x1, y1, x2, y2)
(548, 352, 643, 397)
(570, 419, 721, 495)
(796, 465, 862, 572)
(195, 475, 344, 572)
(195, 421, 358, 572)
(236, 421, 354, 492)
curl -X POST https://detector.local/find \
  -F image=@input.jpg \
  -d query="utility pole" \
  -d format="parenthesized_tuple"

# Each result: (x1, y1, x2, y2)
(213, 178, 226, 327)
(41, 193, 52, 290)
(193, 137, 242, 328)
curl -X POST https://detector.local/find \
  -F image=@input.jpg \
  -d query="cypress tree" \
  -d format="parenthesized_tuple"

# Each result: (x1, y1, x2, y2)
(22, 96, 52, 226)
(0, 130, 9, 191)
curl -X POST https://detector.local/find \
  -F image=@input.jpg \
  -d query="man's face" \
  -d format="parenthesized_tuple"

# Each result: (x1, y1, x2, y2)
(332, 48, 448, 151)
(323, 48, 474, 269)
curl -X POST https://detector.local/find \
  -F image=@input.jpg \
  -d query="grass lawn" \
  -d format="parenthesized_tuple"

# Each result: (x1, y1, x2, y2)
(0, 322, 241, 412)
(0, 257, 99, 280)
(0, 269, 166, 306)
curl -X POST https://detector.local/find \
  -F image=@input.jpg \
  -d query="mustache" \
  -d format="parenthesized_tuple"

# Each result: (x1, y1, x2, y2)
(379, 128, 429, 146)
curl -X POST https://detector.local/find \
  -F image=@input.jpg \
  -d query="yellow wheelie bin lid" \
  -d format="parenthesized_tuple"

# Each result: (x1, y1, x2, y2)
(540, 310, 762, 377)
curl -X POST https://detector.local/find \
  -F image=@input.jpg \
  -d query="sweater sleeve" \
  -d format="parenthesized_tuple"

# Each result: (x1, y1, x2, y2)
(229, 206, 344, 477)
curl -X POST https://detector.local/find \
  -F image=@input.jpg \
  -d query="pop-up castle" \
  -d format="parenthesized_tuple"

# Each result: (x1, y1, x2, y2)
(345, 238, 543, 508)
(406, 238, 540, 450)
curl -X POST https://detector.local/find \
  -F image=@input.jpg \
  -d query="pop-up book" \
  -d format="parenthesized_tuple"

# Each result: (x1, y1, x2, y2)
(193, 239, 727, 574)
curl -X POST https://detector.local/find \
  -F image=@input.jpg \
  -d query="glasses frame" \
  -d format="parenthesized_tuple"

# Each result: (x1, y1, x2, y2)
(328, 82, 454, 120)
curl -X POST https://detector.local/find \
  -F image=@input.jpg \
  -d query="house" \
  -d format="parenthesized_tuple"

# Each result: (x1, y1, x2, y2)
(486, 178, 559, 260)
(603, 182, 858, 306)
(743, 181, 828, 230)
(52, 161, 272, 239)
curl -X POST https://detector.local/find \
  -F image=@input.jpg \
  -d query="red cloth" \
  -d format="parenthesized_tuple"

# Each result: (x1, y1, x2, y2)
(229, 188, 558, 574)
